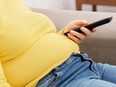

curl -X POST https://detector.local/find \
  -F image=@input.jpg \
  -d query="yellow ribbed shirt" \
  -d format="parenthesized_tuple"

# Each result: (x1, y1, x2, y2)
(0, 0, 79, 86)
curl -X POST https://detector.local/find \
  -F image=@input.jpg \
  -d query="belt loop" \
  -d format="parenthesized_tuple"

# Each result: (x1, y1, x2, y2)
(71, 52, 85, 62)
(77, 53, 86, 62)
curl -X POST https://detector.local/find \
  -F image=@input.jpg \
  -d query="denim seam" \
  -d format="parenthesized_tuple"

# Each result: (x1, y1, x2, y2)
(36, 70, 55, 86)
(36, 74, 53, 86)
(49, 72, 62, 87)
(101, 64, 108, 80)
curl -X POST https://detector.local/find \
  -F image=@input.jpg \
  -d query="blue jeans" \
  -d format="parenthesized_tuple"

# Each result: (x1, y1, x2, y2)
(36, 53, 116, 87)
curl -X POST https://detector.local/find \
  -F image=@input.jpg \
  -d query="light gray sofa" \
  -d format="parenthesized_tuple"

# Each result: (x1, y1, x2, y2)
(32, 8, 116, 65)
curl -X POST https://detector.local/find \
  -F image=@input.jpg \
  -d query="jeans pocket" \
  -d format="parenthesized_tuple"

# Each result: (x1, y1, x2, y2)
(36, 72, 62, 87)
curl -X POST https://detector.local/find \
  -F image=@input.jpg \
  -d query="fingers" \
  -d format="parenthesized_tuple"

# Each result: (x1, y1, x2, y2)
(70, 30, 85, 40)
(67, 30, 86, 44)
(67, 27, 96, 44)
(80, 27, 92, 36)
(92, 28, 97, 32)
(65, 20, 89, 32)
(81, 27, 96, 36)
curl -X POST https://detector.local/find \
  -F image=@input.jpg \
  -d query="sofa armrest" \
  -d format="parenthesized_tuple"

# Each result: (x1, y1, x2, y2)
(32, 8, 116, 65)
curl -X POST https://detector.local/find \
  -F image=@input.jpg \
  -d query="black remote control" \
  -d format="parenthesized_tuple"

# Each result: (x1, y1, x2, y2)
(64, 17, 113, 36)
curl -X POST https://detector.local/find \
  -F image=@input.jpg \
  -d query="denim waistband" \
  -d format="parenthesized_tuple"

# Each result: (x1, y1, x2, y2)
(36, 53, 94, 86)
(53, 53, 92, 72)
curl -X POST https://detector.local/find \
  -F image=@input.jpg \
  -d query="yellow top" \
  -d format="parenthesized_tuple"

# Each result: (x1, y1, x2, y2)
(0, 0, 79, 87)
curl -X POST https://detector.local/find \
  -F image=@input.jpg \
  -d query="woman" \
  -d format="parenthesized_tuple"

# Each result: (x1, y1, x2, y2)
(0, 0, 116, 87)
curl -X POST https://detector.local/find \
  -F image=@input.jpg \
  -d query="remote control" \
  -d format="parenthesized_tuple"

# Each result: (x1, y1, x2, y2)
(64, 17, 113, 36)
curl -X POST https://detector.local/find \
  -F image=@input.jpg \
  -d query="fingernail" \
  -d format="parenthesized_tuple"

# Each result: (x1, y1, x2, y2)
(81, 27, 85, 29)
(68, 33, 71, 36)
(70, 30, 75, 33)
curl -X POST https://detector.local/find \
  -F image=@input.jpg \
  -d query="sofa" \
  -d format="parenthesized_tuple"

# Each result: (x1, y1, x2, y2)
(32, 8, 116, 65)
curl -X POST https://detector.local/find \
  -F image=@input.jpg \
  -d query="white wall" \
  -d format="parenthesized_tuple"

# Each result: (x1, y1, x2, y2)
(24, 0, 75, 10)
(24, 0, 116, 12)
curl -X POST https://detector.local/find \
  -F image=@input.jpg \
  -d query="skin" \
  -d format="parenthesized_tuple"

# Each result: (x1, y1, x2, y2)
(64, 20, 96, 44)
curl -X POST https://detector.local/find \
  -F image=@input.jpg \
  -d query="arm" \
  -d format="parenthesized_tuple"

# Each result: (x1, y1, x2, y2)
(0, 62, 11, 87)
(58, 20, 96, 44)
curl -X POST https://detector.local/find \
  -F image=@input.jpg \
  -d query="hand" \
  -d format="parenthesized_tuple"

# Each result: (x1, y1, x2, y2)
(64, 20, 96, 44)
